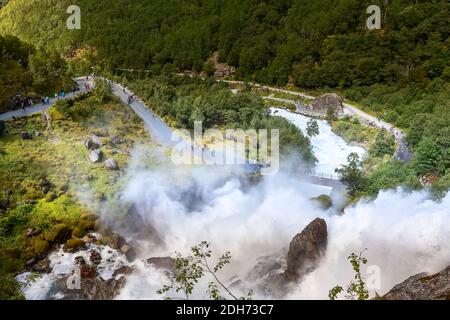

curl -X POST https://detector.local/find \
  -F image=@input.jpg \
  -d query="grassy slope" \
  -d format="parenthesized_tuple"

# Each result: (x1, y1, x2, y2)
(0, 93, 154, 299)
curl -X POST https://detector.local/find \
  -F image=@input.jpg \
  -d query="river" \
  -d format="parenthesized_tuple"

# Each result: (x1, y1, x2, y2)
(271, 108, 366, 177)
(15, 86, 449, 301)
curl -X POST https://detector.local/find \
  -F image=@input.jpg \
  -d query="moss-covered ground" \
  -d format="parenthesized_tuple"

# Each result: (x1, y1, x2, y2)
(0, 93, 154, 299)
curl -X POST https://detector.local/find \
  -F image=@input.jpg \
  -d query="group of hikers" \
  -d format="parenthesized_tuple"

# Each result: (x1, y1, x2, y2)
(16, 85, 83, 112)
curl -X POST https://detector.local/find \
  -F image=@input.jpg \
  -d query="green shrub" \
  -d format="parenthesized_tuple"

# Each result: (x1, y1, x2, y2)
(44, 223, 72, 243)
(369, 128, 396, 157)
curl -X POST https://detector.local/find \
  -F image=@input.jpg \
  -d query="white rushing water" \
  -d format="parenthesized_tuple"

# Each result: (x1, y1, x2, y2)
(271, 108, 366, 176)
(16, 106, 450, 301)
(16, 237, 130, 300)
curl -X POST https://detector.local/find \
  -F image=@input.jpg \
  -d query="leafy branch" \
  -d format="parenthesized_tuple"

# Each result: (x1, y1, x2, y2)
(329, 249, 370, 300)
(157, 241, 253, 300)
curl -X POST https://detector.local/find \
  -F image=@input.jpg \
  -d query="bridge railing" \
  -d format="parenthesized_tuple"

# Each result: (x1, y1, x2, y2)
(307, 171, 342, 181)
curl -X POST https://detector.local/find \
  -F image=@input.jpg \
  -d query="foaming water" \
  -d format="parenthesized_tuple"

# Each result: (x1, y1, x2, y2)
(114, 158, 450, 299)
(271, 108, 366, 176)
(17, 114, 450, 300)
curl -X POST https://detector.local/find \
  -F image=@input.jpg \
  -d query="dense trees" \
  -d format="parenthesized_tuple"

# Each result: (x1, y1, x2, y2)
(368, 128, 395, 158)
(0, 35, 74, 112)
(1, 0, 448, 88)
(1, 0, 449, 188)
(335, 153, 366, 197)
(306, 119, 319, 138)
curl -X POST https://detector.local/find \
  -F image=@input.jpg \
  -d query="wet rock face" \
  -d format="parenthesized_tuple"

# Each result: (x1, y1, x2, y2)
(247, 218, 328, 298)
(383, 265, 450, 300)
(48, 273, 126, 300)
(146, 257, 175, 272)
(247, 255, 289, 299)
(285, 218, 328, 281)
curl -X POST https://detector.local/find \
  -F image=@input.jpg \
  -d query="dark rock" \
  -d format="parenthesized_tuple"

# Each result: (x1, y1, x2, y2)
(64, 238, 86, 252)
(89, 250, 102, 265)
(311, 93, 343, 113)
(247, 256, 283, 283)
(91, 135, 102, 147)
(84, 135, 102, 150)
(0, 120, 5, 136)
(84, 139, 96, 150)
(81, 234, 97, 243)
(104, 159, 118, 170)
(21, 132, 32, 140)
(47, 273, 126, 300)
(285, 218, 327, 281)
(111, 136, 122, 144)
(33, 258, 52, 273)
(80, 264, 97, 278)
(146, 257, 175, 272)
(246, 255, 288, 299)
(88, 150, 101, 163)
(383, 265, 450, 300)
(112, 266, 135, 277)
(99, 233, 126, 249)
(38, 179, 52, 194)
(0, 199, 9, 210)
(75, 256, 86, 266)
(25, 258, 36, 267)
(120, 244, 137, 262)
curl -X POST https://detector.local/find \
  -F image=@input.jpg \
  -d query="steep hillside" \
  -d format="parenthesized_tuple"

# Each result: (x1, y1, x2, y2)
(1, 0, 449, 190)
(1, 0, 449, 87)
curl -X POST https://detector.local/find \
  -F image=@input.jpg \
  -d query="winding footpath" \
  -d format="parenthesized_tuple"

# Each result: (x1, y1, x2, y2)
(0, 78, 91, 121)
(0, 77, 179, 147)
(0, 76, 412, 163)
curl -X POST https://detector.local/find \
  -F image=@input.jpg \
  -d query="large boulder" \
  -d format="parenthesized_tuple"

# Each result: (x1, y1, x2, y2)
(311, 93, 343, 113)
(104, 158, 118, 170)
(146, 257, 176, 272)
(84, 135, 102, 150)
(120, 244, 137, 262)
(382, 265, 450, 300)
(285, 218, 327, 281)
(91, 135, 103, 147)
(47, 270, 126, 300)
(88, 150, 101, 163)
(20, 131, 33, 140)
(246, 255, 288, 299)
(246, 218, 328, 298)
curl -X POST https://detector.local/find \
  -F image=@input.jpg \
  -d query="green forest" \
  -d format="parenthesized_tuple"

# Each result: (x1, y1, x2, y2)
(0, 0, 449, 186)
(0, 0, 450, 301)
(0, 35, 74, 113)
